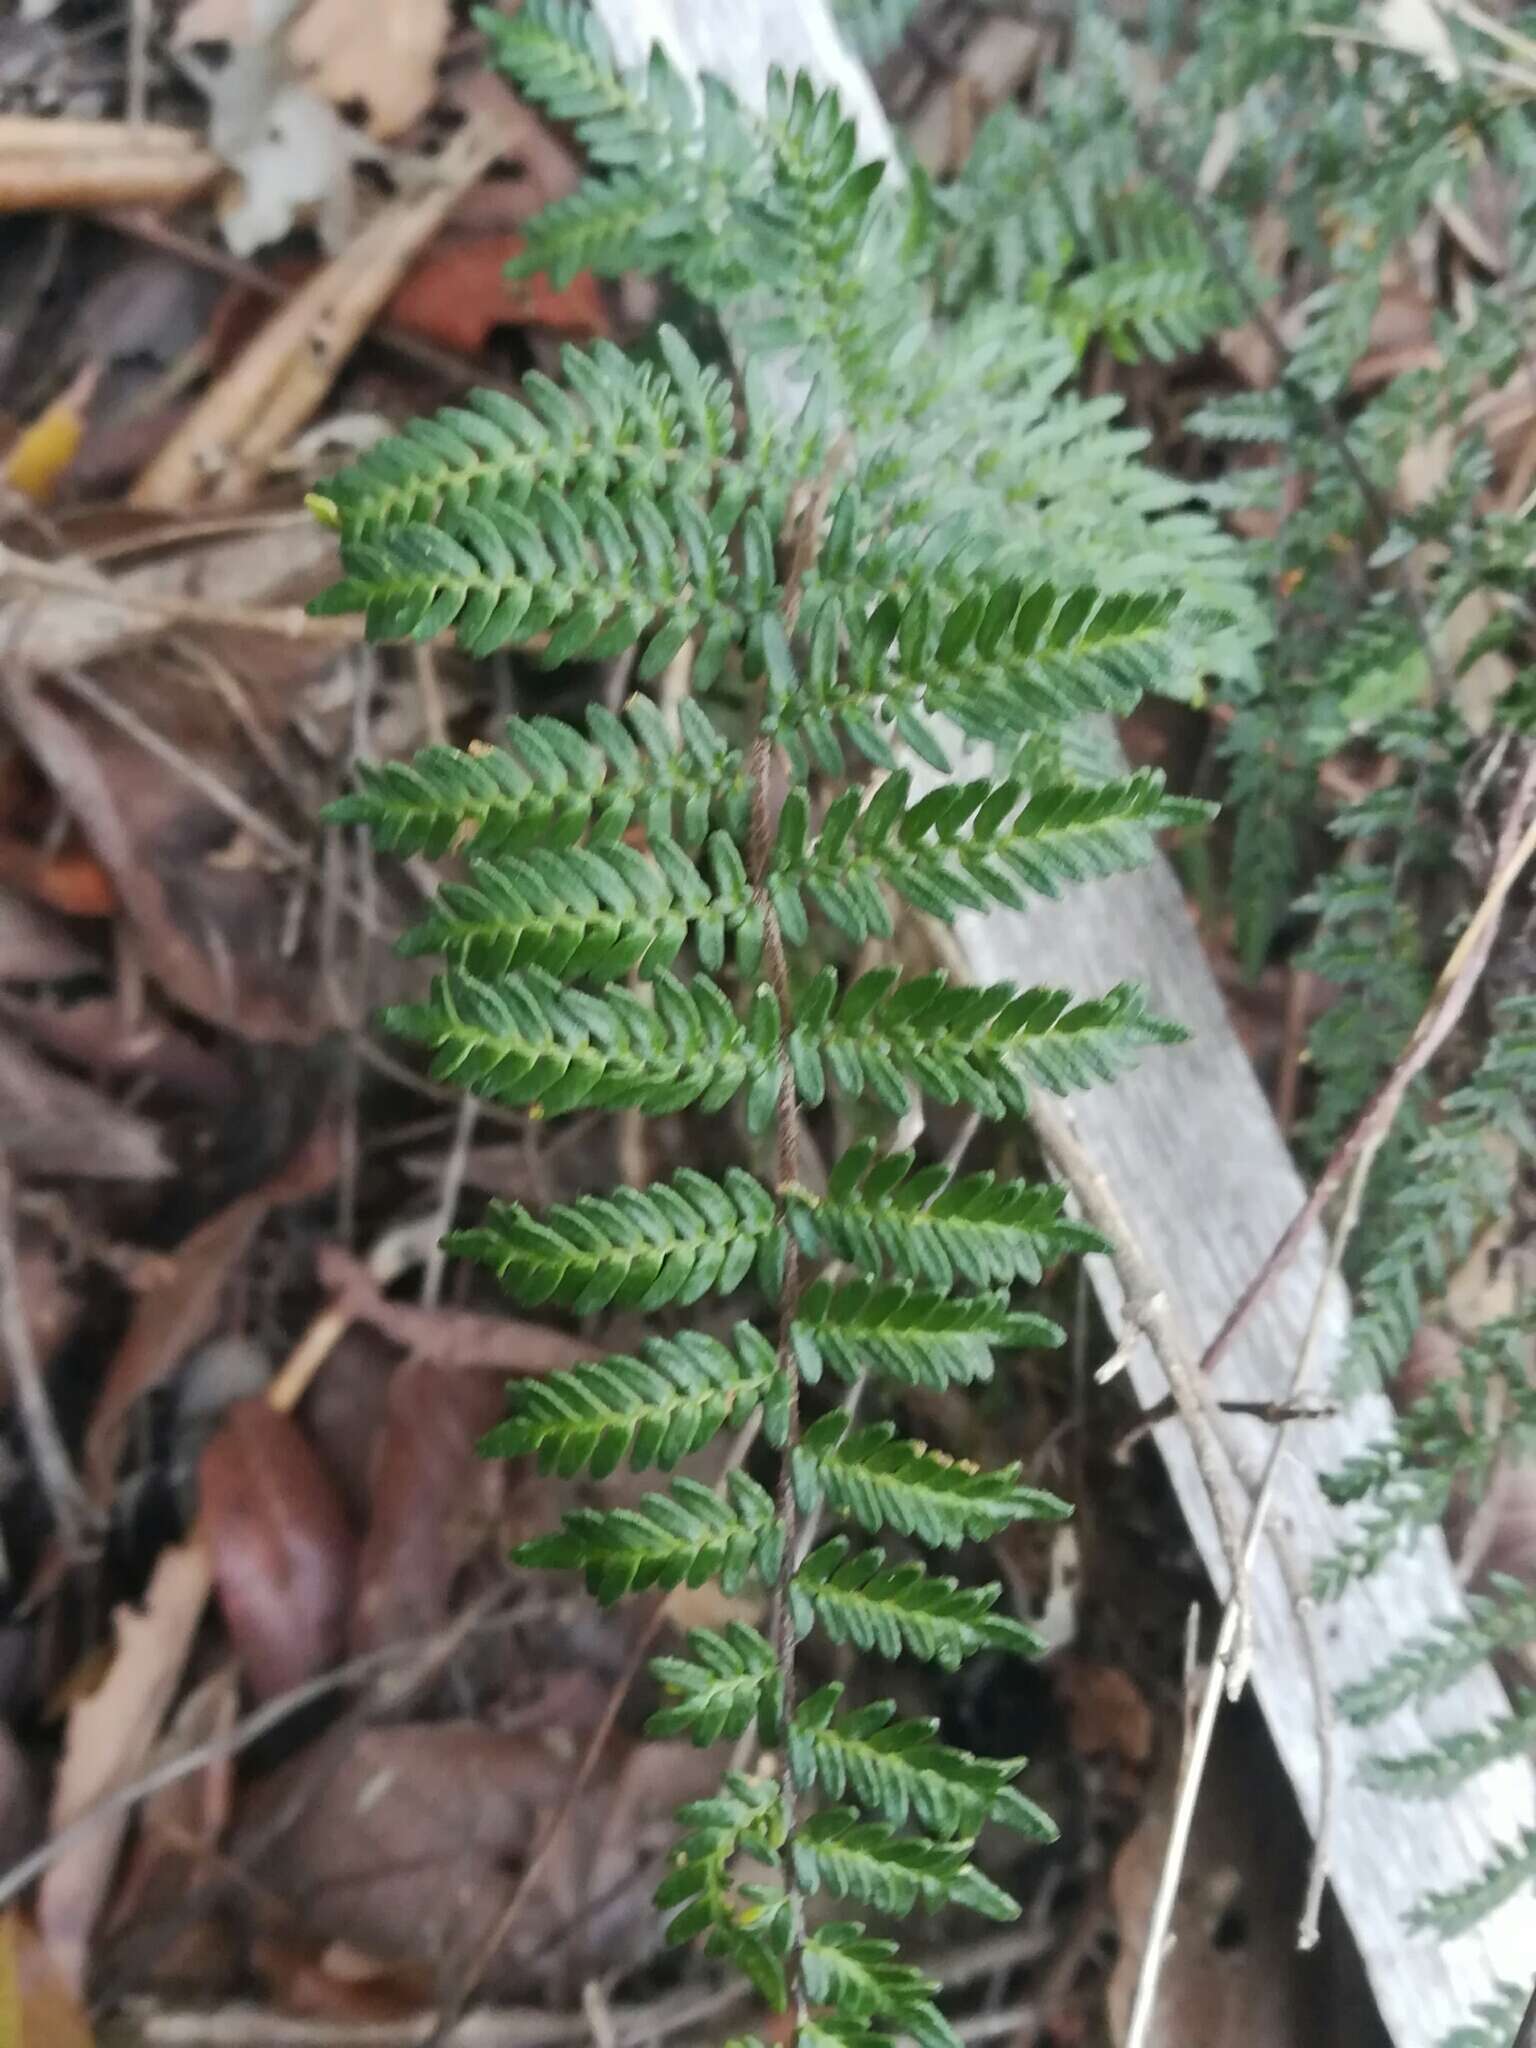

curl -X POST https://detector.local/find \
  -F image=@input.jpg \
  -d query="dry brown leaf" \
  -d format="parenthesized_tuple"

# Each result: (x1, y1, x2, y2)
(85, 1128, 338, 1499)
(0, 1910, 95, 2048)
(316, 1245, 597, 1375)
(0, 520, 340, 673)
(1106, 1712, 1342, 2048)
(0, 890, 96, 982)
(240, 1724, 720, 1994)
(131, 112, 501, 508)
(0, 1032, 169, 1183)
(202, 1400, 356, 1697)
(36, 1541, 213, 1992)
(104, 1663, 240, 1942)
(287, 0, 451, 139)
(0, 991, 238, 1110)
(385, 236, 610, 352)
(0, 117, 218, 211)
(1, 681, 327, 1044)
(349, 1362, 505, 1655)
(1055, 1657, 1155, 1769)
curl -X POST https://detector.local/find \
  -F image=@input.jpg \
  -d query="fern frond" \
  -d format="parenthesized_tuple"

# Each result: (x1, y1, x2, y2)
(315, 476, 750, 664)
(791, 1808, 991, 1919)
(657, 1771, 792, 2005)
(516, 1471, 782, 1601)
(1337, 1576, 1536, 1726)
(1360, 1692, 1536, 1798)
(648, 1623, 781, 1746)
(454, 1166, 781, 1312)
(789, 1685, 1055, 1841)
(389, 967, 778, 1121)
(798, 967, 1184, 1120)
(791, 1538, 1044, 1669)
(481, 1325, 786, 1478)
(791, 1278, 1063, 1393)
(803, 1925, 958, 2048)
(767, 767, 1207, 943)
(1406, 1827, 1536, 1937)
(401, 834, 752, 983)
(790, 1141, 1100, 1290)
(323, 699, 743, 859)
(310, 330, 741, 541)
(1441, 1983, 1531, 2048)
(792, 1414, 1070, 1547)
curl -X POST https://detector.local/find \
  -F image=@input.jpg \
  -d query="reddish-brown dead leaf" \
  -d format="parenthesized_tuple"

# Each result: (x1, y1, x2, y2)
(1, 681, 324, 1044)
(0, 1032, 169, 1184)
(250, 1935, 431, 2022)
(1055, 1658, 1155, 1769)
(38, 1541, 213, 1991)
(316, 1245, 596, 1375)
(0, 888, 97, 981)
(240, 1723, 720, 1995)
(0, 1911, 96, 2048)
(202, 1402, 356, 1698)
(386, 238, 610, 353)
(105, 1663, 240, 1939)
(349, 1362, 505, 1655)
(85, 1127, 338, 1499)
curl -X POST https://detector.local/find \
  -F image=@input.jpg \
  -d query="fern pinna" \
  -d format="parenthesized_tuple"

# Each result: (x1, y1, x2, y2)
(313, 5, 1211, 2037)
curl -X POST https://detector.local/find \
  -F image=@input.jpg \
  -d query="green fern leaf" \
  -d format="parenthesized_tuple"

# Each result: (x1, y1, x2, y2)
(791, 1538, 1044, 1669)
(516, 1470, 782, 1601)
(792, 1277, 1062, 1392)
(388, 967, 778, 1120)
(789, 1140, 1102, 1288)
(792, 1808, 1015, 1921)
(453, 1166, 782, 1313)
(648, 1623, 782, 1746)
(795, 967, 1183, 1120)
(481, 1325, 786, 1478)
(803, 1924, 959, 2048)
(792, 1414, 1070, 1547)
(323, 700, 742, 859)
(789, 1684, 1054, 1841)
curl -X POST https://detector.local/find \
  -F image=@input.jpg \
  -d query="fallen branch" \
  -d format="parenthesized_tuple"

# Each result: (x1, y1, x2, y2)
(0, 117, 218, 211)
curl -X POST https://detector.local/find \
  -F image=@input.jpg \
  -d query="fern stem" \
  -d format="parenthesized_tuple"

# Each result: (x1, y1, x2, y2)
(747, 721, 812, 2023)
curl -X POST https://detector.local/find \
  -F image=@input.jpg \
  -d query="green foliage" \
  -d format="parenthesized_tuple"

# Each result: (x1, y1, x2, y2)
(315, 5, 1245, 2041)
(1338, 1577, 1536, 1727)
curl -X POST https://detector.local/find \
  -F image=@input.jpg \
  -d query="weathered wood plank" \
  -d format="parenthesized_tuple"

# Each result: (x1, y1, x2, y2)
(585, 4, 1536, 2039)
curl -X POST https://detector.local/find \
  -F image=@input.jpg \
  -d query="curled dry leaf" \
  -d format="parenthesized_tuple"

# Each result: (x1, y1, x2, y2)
(315, 1245, 597, 1374)
(37, 1541, 213, 1992)
(85, 1127, 338, 1499)
(201, 1399, 356, 1698)
(240, 1724, 721, 1994)
(349, 1362, 506, 1655)
(0, 1032, 169, 1183)
(1, 681, 326, 1044)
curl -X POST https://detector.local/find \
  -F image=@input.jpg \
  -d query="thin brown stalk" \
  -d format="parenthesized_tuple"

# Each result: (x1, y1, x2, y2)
(0, 1152, 96, 1558)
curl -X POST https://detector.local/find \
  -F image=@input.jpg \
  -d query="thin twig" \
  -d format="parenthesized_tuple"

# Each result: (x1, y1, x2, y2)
(420, 1093, 479, 1309)
(1122, 1141, 1370, 2048)
(0, 1151, 96, 1558)
(436, 1416, 765, 2039)
(1197, 750, 1536, 1382)
(0, 541, 365, 644)
(0, 1599, 539, 1914)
